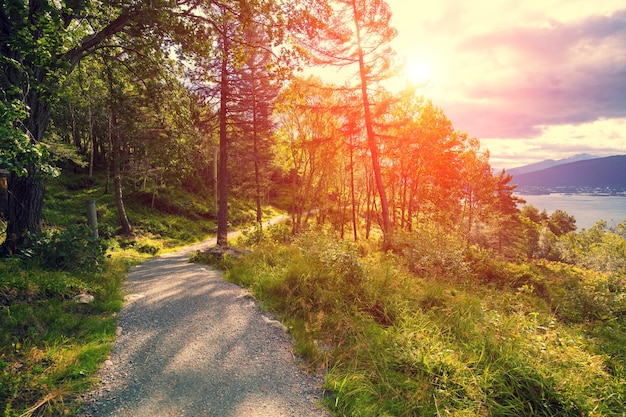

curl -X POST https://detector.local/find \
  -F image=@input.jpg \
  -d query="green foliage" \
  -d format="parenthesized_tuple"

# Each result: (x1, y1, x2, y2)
(0, 252, 128, 416)
(237, 221, 293, 247)
(517, 205, 578, 261)
(0, 100, 59, 178)
(20, 224, 108, 272)
(559, 220, 626, 275)
(43, 174, 217, 248)
(387, 224, 470, 280)
(538, 262, 626, 323)
(547, 209, 577, 236)
(114, 237, 162, 256)
(221, 229, 626, 417)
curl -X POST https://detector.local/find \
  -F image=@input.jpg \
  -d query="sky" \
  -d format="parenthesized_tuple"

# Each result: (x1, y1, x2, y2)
(382, 0, 626, 169)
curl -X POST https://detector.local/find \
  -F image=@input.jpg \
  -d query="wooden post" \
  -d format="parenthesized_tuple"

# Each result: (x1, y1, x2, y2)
(86, 200, 99, 239)
(0, 169, 8, 220)
(214, 147, 219, 218)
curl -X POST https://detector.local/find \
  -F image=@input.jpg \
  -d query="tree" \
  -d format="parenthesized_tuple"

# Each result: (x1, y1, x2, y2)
(50, 57, 109, 174)
(559, 220, 626, 273)
(489, 170, 523, 256)
(380, 88, 467, 230)
(0, 0, 178, 252)
(517, 205, 577, 260)
(102, 57, 132, 235)
(186, 0, 327, 246)
(548, 209, 577, 236)
(309, 0, 398, 238)
(230, 26, 281, 225)
(458, 140, 495, 240)
(274, 77, 345, 233)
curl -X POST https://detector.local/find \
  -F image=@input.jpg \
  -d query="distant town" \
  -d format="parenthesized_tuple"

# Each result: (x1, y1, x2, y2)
(515, 186, 626, 196)
(510, 154, 626, 196)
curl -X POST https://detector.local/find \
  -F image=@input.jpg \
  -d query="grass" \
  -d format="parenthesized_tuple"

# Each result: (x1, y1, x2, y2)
(0, 254, 133, 416)
(1, 171, 285, 416)
(212, 224, 626, 417)
(4, 169, 625, 416)
(42, 173, 218, 248)
(0, 173, 216, 416)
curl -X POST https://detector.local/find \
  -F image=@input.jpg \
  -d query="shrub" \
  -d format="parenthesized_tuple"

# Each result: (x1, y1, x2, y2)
(214, 227, 626, 417)
(540, 262, 626, 323)
(388, 225, 470, 280)
(238, 225, 266, 247)
(21, 224, 109, 272)
(465, 246, 510, 283)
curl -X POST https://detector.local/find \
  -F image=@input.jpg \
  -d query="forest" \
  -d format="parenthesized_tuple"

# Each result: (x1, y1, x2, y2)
(0, 0, 522, 253)
(1, 1, 625, 416)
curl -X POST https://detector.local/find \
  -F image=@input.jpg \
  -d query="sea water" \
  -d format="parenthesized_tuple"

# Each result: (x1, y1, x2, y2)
(516, 193, 626, 230)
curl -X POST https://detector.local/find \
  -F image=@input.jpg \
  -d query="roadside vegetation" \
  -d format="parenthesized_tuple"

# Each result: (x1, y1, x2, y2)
(2, 2, 625, 416)
(194, 220, 626, 417)
(0, 173, 263, 416)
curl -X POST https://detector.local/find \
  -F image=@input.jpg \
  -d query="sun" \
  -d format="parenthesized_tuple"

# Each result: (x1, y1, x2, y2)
(403, 58, 434, 86)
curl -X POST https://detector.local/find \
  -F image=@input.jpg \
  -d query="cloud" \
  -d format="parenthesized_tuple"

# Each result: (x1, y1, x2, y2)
(482, 118, 626, 169)
(441, 8, 626, 138)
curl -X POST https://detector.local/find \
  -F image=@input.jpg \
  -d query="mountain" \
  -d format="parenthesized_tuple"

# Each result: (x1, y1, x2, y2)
(512, 155, 626, 189)
(507, 153, 598, 176)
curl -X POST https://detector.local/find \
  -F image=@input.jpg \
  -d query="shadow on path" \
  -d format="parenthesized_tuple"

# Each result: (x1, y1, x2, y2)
(78, 227, 329, 417)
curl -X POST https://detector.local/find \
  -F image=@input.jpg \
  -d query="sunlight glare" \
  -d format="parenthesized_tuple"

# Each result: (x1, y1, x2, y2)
(404, 58, 434, 87)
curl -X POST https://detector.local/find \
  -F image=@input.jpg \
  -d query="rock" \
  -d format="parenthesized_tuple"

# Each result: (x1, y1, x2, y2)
(204, 245, 252, 260)
(124, 293, 145, 302)
(262, 315, 288, 333)
(73, 293, 95, 304)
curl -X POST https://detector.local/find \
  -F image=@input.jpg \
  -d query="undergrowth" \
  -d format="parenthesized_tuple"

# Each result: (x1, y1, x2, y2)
(218, 224, 626, 417)
(0, 251, 139, 416)
(0, 172, 222, 416)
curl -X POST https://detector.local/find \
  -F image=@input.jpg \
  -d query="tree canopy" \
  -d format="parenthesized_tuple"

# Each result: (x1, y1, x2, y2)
(2, 0, 527, 259)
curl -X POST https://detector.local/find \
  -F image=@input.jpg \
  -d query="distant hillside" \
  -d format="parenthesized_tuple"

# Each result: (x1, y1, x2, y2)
(512, 155, 626, 188)
(507, 153, 598, 176)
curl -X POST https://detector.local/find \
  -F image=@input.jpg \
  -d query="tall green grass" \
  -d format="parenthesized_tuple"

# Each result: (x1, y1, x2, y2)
(0, 253, 136, 416)
(219, 224, 626, 416)
(43, 174, 218, 247)
(1, 173, 218, 416)
(1, 171, 285, 416)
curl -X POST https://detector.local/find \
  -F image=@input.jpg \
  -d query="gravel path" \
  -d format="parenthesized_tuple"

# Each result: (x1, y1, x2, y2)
(78, 230, 330, 417)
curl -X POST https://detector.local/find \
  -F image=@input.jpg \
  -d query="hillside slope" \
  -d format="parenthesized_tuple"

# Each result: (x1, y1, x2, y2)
(512, 155, 626, 188)
(507, 153, 598, 176)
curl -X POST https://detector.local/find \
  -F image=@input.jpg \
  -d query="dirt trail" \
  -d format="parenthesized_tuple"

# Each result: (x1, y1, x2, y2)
(78, 222, 329, 417)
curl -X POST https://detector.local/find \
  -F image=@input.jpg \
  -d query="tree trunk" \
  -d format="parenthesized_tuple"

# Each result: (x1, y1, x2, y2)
(351, 0, 391, 237)
(365, 171, 373, 240)
(217, 21, 230, 247)
(290, 169, 301, 234)
(105, 62, 131, 235)
(3, 171, 45, 254)
(253, 103, 262, 225)
(349, 135, 358, 241)
(88, 105, 95, 177)
(110, 115, 132, 235)
(2, 76, 51, 253)
(113, 149, 132, 235)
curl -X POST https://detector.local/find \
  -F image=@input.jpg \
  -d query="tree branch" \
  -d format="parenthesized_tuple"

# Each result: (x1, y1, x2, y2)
(64, 9, 137, 68)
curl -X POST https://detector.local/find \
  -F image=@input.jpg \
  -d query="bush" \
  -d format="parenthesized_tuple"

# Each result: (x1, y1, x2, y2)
(220, 229, 626, 416)
(237, 221, 293, 248)
(540, 262, 626, 323)
(21, 224, 109, 272)
(388, 225, 470, 280)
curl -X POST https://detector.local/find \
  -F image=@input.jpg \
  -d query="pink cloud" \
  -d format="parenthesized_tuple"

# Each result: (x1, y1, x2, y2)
(443, 9, 626, 138)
